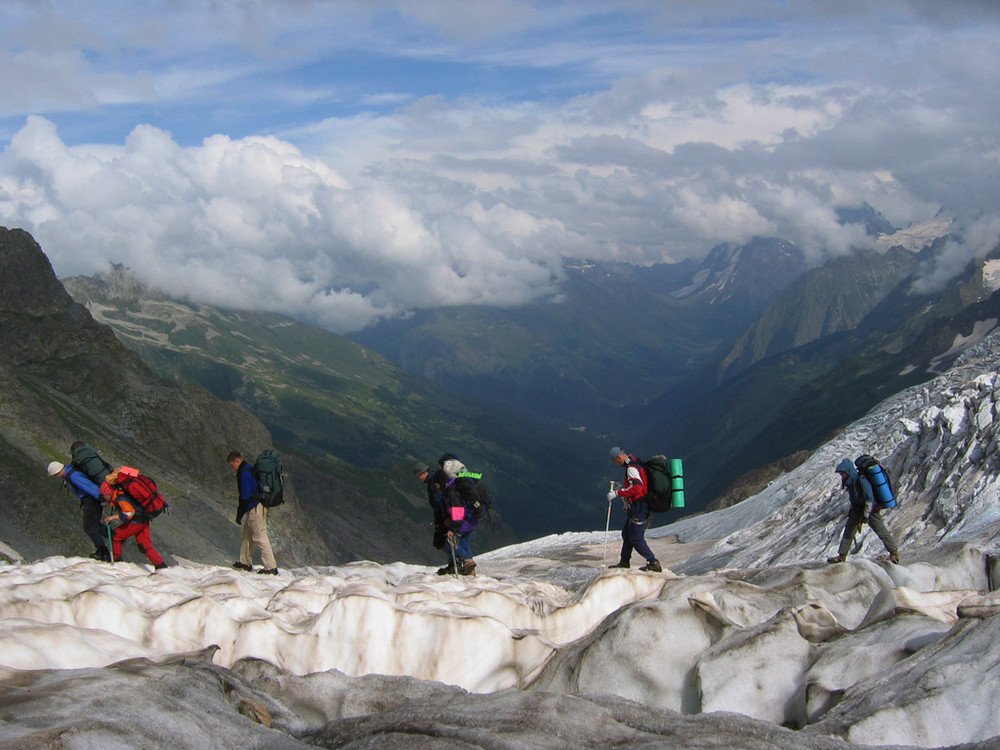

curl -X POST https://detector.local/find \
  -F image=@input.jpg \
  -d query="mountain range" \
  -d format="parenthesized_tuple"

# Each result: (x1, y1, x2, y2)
(63, 214, 1000, 519)
(349, 212, 1000, 508)
(6, 207, 999, 567)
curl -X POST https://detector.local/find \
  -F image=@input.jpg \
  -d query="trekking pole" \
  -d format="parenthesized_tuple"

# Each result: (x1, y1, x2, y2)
(602, 482, 615, 567)
(447, 534, 460, 578)
(106, 522, 114, 566)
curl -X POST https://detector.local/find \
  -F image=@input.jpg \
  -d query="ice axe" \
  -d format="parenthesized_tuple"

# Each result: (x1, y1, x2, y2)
(851, 519, 867, 555)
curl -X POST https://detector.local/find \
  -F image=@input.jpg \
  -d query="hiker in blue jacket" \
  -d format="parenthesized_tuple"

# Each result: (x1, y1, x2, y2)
(828, 458, 900, 564)
(227, 451, 279, 575)
(608, 447, 662, 572)
(47, 460, 111, 562)
(414, 462, 454, 575)
(432, 469, 479, 576)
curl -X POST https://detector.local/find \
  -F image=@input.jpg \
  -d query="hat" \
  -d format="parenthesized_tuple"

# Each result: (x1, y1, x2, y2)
(413, 461, 430, 476)
(609, 447, 624, 460)
(46, 461, 63, 476)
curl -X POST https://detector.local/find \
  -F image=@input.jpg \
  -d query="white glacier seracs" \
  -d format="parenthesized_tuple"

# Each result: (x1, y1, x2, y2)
(3, 331, 1000, 748)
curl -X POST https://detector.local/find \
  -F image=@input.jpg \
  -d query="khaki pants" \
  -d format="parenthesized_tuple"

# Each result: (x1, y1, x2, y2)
(838, 504, 897, 558)
(240, 503, 277, 569)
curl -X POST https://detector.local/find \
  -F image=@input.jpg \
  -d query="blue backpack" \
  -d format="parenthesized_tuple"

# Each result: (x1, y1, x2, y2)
(855, 454, 896, 508)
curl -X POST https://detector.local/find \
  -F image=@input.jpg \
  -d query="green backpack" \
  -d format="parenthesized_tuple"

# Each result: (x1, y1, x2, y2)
(71, 443, 113, 487)
(254, 450, 285, 507)
(640, 455, 685, 513)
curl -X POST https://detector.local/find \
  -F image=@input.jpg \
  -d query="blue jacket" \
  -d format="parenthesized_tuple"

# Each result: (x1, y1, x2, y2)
(235, 462, 260, 524)
(424, 476, 447, 527)
(63, 466, 101, 504)
(836, 458, 874, 510)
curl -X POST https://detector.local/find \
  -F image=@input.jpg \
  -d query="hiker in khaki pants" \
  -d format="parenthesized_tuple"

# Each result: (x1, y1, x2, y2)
(227, 451, 279, 575)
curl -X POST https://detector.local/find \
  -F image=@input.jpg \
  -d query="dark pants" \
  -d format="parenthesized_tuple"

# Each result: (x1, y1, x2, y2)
(82, 498, 108, 552)
(838, 504, 898, 558)
(619, 500, 656, 564)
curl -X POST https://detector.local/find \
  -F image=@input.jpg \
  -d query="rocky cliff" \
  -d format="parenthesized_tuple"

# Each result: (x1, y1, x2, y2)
(0, 227, 333, 566)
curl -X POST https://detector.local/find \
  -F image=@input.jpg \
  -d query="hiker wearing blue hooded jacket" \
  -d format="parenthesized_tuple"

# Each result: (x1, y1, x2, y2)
(828, 457, 900, 564)
(47, 460, 111, 562)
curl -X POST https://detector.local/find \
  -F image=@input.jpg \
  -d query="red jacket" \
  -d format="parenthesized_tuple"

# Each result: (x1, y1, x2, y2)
(617, 456, 648, 503)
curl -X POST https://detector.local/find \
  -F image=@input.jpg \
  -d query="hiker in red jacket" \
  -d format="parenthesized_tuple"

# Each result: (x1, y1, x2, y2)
(607, 447, 661, 572)
(100, 480, 168, 570)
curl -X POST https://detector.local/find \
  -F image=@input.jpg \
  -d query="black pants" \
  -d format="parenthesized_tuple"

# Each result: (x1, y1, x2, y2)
(82, 498, 108, 551)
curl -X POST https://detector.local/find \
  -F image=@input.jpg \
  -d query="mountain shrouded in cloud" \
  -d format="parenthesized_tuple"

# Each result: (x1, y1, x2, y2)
(1, 3, 999, 332)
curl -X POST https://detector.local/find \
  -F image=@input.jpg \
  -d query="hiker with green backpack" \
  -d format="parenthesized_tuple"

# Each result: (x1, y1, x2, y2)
(46, 451, 112, 562)
(227, 450, 280, 575)
(607, 447, 662, 573)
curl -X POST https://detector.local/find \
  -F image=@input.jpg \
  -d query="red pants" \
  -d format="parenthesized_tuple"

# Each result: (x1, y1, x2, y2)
(111, 522, 164, 566)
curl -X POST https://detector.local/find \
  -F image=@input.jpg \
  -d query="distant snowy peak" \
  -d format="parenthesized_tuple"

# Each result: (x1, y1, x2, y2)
(876, 215, 953, 253)
(672, 238, 806, 306)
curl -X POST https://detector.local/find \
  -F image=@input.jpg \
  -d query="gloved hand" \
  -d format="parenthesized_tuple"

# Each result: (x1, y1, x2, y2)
(607, 490, 617, 502)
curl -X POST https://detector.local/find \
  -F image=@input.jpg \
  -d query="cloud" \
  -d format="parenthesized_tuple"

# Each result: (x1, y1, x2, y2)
(910, 215, 1000, 295)
(0, 116, 569, 332)
(0, 2, 999, 331)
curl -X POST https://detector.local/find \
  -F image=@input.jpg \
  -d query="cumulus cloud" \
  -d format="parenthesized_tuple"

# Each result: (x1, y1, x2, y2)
(0, 2, 999, 331)
(0, 116, 570, 332)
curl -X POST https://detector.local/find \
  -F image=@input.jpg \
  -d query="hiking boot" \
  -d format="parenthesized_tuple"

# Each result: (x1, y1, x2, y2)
(257, 568, 279, 576)
(90, 548, 112, 562)
(608, 561, 630, 569)
(639, 561, 662, 572)
(888, 551, 900, 564)
(154, 563, 169, 571)
(827, 555, 846, 564)
(436, 565, 456, 576)
(232, 562, 253, 572)
(458, 559, 477, 576)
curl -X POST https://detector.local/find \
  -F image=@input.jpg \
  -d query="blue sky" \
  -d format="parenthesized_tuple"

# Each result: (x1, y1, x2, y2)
(1, 1, 999, 332)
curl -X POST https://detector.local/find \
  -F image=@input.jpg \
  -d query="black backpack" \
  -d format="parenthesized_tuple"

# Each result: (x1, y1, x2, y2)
(641, 456, 673, 513)
(455, 471, 492, 520)
(254, 450, 285, 507)
(71, 443, 113, 487)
